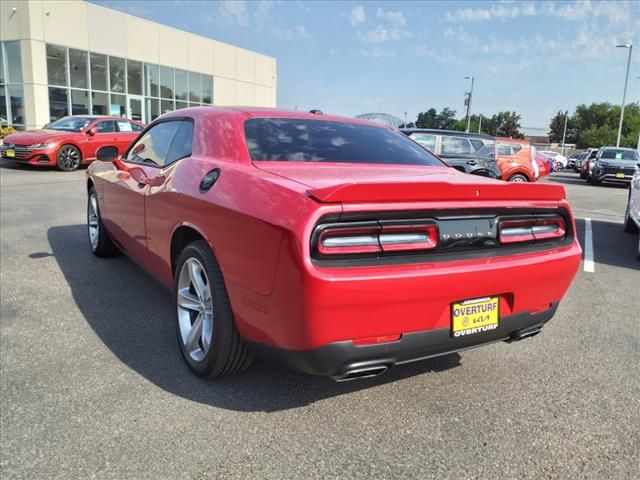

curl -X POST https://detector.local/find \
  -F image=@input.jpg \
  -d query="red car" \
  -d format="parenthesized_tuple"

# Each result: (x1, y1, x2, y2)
(1, 115, 144, 171)
(87, 107, 582, 381)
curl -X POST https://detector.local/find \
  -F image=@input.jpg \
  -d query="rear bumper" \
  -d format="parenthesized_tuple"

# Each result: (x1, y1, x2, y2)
(249, 303, 558, 377)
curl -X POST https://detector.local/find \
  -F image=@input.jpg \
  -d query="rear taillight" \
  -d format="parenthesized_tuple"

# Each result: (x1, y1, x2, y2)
(499, 216, 566, 244)
(317, 222, 438, 256)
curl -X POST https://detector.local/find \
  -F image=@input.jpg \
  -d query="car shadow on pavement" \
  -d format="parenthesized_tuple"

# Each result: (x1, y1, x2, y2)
(47, 225, 461, 412)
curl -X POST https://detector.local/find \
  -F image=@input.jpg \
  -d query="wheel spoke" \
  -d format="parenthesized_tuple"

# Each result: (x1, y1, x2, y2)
(188, 259, 207, 300)
(186, 314, 203, 352)
(201, 316, 212, 352)
(177, 288, 201, 312)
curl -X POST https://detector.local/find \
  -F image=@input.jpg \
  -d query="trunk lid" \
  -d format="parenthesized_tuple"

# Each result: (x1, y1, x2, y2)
(253, 162, 566, 203)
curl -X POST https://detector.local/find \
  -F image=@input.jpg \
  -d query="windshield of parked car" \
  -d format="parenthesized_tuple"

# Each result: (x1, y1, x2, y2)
(600, 149, 639, 161)
(245, 118, 446, 166)
(47, 116, 94, 132)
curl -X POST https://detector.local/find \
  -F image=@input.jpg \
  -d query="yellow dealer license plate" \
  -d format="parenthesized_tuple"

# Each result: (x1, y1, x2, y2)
(451, 297, 499, 338)
(616, 172, 625, 178)
(6, 149, 15, 157)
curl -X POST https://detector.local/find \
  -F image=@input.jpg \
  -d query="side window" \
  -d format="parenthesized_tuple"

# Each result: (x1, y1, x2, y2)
(116, 120, 133, 133)
(166, 120, 194, 164)
(511, 144, 523, 153)
(95, 120, 116, 133)
(126, 121, 181, 166)
(410, 133, 436, 151)
(130, 122, 144, 132)
(469, 139, 485, 151)
(497, 143, 511, 156)
(441, 136, 472, 155)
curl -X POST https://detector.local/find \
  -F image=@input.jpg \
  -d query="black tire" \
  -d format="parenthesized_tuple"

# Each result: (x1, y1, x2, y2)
(174, 240, 253, 378)
(624, 197, 639, 233)
(590, 175, 600, 186)
(508, 174, 528, 183)
(87, 187, 118, 257)
(56, 144, 82, 171)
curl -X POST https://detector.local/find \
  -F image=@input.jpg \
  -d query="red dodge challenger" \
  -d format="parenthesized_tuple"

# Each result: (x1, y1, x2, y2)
(86, 107, 582, 381)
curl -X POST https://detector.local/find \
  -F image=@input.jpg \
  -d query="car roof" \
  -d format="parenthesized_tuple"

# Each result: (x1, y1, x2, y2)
(160, 106, 389, 129)
(59, 115, 142, 123)
(600, 146, 636, 151)
(401, 128, 494, 140)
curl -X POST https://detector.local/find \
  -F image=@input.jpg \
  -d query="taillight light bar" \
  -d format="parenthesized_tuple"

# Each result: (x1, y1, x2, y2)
(317, 222, 438, 256)
(499, 215, 566, 244)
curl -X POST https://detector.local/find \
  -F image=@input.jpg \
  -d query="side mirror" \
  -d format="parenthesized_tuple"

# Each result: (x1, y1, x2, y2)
(87, 127, 97, 136)
(96, 146, 118, 162)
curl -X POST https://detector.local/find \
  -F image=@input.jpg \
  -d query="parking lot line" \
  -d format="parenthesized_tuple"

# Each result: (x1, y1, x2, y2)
(583, 217, 594, 273)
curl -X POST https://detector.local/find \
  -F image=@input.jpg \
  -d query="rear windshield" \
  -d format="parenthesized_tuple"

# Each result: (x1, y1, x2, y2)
(244, 118, 445, 166)
(600, 149, 639, 161)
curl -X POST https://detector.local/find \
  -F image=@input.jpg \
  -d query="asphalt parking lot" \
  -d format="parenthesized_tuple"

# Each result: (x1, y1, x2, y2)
(1, 162, 638, 479)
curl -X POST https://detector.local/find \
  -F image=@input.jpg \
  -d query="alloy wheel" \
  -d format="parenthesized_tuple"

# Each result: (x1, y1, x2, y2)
(59, 146, 80, 170)
(177, 258, 214, 362)
(87, 192, 99, 250)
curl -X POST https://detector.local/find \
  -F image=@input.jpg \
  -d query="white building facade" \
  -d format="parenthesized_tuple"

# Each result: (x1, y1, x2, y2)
(0, 0, 277, 130)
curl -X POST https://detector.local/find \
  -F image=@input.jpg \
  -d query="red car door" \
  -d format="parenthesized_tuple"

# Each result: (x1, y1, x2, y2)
(80, 120, 119, 162)
(99, 120, 182, 268)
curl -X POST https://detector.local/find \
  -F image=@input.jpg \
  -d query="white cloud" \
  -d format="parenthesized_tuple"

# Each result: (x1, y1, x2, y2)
(275, 24, 311, 41)
(347, 5, 366, 26)
(444, 2, 537, 22)
(376, 8, 406, 26)
(217, 0, 249, 27)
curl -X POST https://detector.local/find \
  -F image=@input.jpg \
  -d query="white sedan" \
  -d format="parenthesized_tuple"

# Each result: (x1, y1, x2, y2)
(540, 151, 568, 169)
(624, 158, 640, 259)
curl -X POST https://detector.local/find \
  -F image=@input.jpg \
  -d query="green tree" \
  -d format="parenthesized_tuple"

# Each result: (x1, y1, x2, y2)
(563, 102, 640, 148)
(548, 111, 566, 143)
(415, 108, 438, 128)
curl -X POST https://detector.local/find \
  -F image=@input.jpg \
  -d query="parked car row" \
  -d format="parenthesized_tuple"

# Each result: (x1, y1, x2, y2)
(574, 146, 639, 186)
(0, 116, 144, 171)
(401, 129, 548, 183)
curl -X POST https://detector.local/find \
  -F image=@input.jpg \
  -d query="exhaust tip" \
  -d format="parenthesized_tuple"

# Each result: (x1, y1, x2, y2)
(332, 365, 389, 382)
(507, 324, 543, 343)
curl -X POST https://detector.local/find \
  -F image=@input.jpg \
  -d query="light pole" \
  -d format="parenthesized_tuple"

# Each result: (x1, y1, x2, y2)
(464, 76, 474, 132)
(478, 114, 482, 133)
(404, 111, 407, 128)
(616, 43, 632, 147)
(561, 110, 568, 155)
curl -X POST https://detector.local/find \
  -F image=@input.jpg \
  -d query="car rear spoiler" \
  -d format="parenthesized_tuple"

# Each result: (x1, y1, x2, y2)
(307, 181, 566, 203)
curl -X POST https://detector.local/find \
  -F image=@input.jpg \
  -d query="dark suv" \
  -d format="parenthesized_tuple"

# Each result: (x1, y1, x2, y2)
(590, 147, 639, 185)
(401, 129, 501, 179)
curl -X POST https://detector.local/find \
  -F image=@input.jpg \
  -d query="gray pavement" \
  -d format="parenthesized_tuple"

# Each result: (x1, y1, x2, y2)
(1, 163, 638, 479)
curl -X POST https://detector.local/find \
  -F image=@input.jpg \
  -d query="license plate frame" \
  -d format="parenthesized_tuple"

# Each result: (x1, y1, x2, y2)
(451, 296, 500, 338)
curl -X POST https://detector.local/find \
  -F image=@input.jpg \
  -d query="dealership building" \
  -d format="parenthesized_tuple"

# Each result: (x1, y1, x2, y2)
(0, 0, 277, 130)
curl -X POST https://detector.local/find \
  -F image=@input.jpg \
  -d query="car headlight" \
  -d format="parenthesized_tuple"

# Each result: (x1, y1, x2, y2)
(29, 142, 52, 149)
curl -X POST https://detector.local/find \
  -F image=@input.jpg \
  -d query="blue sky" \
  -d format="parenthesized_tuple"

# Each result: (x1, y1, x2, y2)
(94, 0, 639, 132)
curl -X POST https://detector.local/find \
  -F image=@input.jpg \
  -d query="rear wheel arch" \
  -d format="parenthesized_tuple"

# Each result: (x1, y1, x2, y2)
(170, 225, 209, 277)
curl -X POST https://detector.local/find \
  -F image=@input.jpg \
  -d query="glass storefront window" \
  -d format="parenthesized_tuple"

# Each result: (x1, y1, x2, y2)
(71, 89, 90, 115)
(110, 93, 126, 117)
(161, 99, 174, 114)
(146, 98, 160, 122)
(47, 44, 67, 87)
(109, 56, 125, 93)
(48, 87, 68, 121)
(0, 85, 6, 123)
(69, 49, 88, 89)
(160, 66, 174, 99)
(127, 59, 142, 95)
(91, 91, 109, 115)
(175, 69, 188, 101)
(145, 64, 159, 98)
(202, 75, 213, 104)
(175, 100, 188, 110)
(188, 72, 201, 103)
(90, 53, 108, 91)
(7, 85, 24, 124)
(0, 46, 4, 84)
(4, 42, 23, 84)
